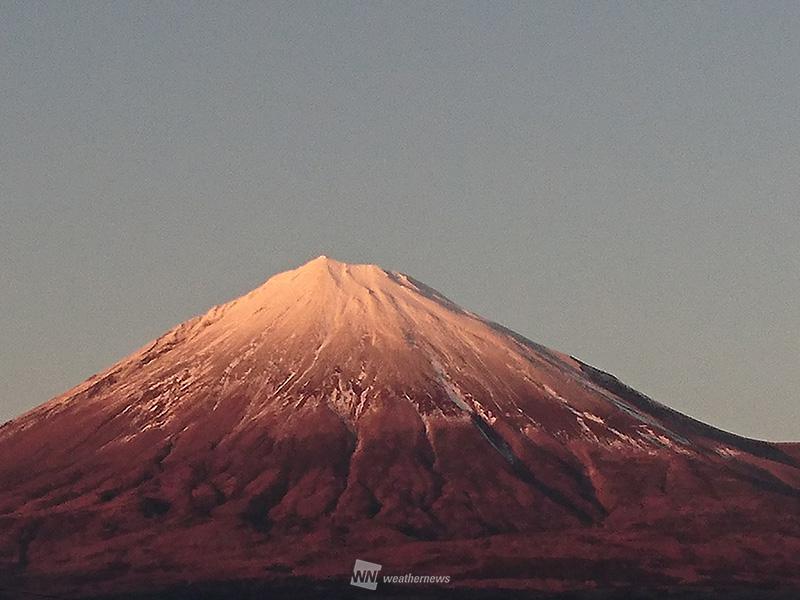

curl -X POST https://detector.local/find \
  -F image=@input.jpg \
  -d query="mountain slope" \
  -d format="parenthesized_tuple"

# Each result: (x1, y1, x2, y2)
(1, 256, 798, 598)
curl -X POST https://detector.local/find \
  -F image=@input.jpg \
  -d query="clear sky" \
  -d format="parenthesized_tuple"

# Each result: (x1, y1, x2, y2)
(2, 2, 798, 439)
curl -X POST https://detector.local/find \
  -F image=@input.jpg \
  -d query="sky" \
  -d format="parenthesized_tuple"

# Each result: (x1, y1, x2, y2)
(1, 1, 798, 440)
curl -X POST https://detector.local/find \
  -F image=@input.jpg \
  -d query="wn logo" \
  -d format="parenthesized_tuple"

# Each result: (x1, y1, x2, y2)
(350, 559, 382, 591)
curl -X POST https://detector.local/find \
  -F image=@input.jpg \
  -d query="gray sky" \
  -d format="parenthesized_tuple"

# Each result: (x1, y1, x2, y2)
(2, 2, 798, 440)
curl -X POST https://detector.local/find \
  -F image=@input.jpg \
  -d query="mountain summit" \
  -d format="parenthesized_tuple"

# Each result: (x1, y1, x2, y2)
(1, 257, 799, 598)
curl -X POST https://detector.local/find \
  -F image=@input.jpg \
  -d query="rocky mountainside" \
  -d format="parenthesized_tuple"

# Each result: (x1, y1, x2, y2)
(1, 256, 798, 598)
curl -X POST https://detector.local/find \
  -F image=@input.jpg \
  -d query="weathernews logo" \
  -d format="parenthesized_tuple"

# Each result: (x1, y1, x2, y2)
(350, 559, 451, 591)
(350, 559, 382, 590)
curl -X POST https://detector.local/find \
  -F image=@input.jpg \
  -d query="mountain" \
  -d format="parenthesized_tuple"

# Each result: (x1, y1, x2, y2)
(1, 256, 799, 599)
